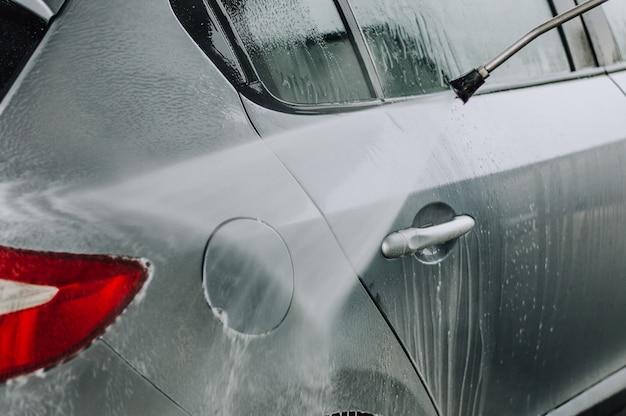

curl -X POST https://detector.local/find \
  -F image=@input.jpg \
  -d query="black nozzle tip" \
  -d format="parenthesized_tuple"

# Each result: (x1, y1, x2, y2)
(449, 69, 486, 103)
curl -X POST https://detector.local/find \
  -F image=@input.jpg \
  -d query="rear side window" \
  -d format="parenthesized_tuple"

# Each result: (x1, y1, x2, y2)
(0, 0, 47, 98)
(349, 0, 571, 97)
(219, 0, 374, 105)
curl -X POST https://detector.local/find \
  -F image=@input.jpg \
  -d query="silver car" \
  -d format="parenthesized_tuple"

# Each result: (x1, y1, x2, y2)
(2, 0, 626, 415)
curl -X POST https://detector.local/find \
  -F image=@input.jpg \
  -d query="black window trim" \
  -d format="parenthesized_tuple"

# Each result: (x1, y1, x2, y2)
(200, 0, 248, 85)
(548, 0, 579, 70)
(201, 0, 255, 85)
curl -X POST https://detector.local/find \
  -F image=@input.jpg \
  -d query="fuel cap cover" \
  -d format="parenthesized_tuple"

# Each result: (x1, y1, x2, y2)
(202, 218, 294, 335)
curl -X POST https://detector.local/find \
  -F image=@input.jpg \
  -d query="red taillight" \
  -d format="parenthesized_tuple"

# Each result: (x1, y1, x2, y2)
(0, 246, 150, 382)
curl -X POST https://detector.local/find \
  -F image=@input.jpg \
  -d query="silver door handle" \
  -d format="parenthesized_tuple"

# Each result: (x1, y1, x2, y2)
(381, 215, 475, 259)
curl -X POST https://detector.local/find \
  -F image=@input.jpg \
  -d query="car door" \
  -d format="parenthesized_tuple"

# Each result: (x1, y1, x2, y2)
(220, 0, 626, 415)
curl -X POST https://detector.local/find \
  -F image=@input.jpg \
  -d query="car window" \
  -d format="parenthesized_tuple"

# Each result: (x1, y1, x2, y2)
(348, 0, 571, 97)
(0, 0, 47, 99)
(602, 1, 626, 60)
(218, 0, 374, 105)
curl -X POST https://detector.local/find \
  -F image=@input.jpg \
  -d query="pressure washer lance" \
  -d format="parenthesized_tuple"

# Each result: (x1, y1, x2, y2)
(449, 0, 610, 103)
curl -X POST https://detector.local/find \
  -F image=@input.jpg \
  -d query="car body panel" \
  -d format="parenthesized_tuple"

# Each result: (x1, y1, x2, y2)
(0, 342, 188, 416)
(609, 68, 626, 95)
(246, 76, 626, 415)
(0, 0, 435, 414)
